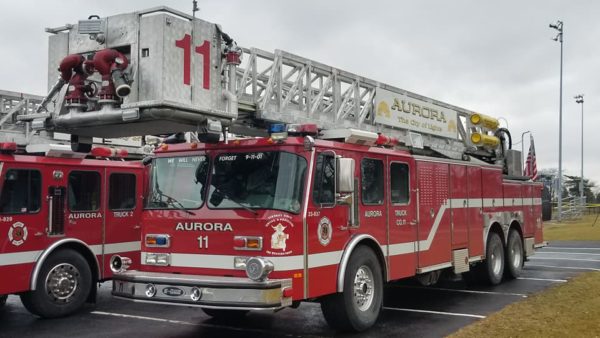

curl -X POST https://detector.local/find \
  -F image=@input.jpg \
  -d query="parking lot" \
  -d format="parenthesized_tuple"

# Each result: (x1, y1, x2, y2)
(1, 241, 599, 338)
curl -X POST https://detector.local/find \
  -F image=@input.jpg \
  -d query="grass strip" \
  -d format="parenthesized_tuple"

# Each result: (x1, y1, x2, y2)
(544, 214, 600, 241)
(449, 271, 600, 337)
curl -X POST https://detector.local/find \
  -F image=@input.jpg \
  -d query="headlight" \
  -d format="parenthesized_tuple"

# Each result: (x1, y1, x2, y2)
(245, 257, 274, 281)
(234, 256, 248, 270)
(145, 253, 171, 266)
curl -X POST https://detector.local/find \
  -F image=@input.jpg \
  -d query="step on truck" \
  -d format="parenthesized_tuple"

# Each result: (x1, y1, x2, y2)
(23, 7, 544, 331)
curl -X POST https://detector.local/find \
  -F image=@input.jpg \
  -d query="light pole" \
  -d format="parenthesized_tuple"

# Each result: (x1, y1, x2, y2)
(550, 20, 564, 221)
(521, 130, 531, 174)
(575, 94, 584, 208)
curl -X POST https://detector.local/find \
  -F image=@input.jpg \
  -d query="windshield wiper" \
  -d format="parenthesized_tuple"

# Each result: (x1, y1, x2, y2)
(213, 186, 258, 215)
(153, 190, 194, 215)
(150, 164, 193, 215)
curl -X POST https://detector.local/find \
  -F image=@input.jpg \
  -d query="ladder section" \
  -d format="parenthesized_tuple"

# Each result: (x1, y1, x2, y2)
(234, 48, 490, 160)
(0, 90, 43, 144)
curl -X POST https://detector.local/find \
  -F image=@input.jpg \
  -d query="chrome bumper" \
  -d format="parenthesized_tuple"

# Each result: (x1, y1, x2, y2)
(112, 270, 293, 310)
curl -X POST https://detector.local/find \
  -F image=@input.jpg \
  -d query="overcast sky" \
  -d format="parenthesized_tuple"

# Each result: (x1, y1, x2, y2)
(1, 0, 598, 191)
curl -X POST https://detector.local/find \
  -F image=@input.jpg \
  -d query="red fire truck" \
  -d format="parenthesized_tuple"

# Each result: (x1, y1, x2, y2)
(110, 126, 542, 331)
(0, 143, 143, 317)
(25, 7, 543, 331)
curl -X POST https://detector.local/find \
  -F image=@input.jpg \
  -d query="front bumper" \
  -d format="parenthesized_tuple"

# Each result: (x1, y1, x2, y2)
(112, 270, 293, 310)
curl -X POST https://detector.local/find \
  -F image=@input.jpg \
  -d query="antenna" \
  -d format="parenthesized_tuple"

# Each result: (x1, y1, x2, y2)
(192, 0, 199, 19)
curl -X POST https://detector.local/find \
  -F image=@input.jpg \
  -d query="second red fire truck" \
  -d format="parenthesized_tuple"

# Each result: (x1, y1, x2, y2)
(0, 143, 143, 317)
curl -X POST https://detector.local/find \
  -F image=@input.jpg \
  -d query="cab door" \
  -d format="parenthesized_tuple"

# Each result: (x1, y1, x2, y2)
(64, 169, 104, 258)
(102, 168, 142, 278)
(0, 164, 44, 294)
(357, 155, 387, 247)
(306, 151, 346, 298)
(387, 157, 417, 280)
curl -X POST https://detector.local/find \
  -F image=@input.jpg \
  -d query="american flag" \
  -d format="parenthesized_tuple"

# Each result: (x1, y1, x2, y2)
(524, 135, 537, 180)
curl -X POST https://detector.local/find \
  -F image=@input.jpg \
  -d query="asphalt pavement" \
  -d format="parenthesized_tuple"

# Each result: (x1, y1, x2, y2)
(1, 241, 599, 338)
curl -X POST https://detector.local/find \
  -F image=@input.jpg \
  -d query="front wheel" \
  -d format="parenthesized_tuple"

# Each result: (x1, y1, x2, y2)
(0, 295, 7, 307)
(505, 229, 524, 279)
(20, 249, 92, 318)
(321, 246, 383, 332)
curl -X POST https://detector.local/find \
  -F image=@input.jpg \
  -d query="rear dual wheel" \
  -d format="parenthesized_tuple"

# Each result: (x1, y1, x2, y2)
(505, 229, 524, 279)
(468, 231, 505, 285)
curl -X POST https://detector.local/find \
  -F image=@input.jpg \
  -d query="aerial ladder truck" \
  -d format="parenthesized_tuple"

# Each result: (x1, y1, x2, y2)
(18, 7, 543, 331)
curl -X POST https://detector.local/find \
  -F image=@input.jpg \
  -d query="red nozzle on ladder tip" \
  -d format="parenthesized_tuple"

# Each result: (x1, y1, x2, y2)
(376, 134, 398, 146)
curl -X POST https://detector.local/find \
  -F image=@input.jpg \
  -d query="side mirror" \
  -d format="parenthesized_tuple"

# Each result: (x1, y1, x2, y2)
(336, 193, 353, 205)
(336, 157, 355, 193)
(142, 156, 153, 166)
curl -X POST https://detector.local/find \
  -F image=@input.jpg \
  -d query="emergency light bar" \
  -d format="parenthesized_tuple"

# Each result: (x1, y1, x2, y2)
(375, 134, 399, 147)
(0, 142, 17, 153)
(90, 147, 128, 158)
(287, 124, 318, 136)
(268, 123, 319, 138)
(25, 144, 87, 158)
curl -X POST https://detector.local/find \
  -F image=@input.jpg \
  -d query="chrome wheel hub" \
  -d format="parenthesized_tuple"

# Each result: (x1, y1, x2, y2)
(45, 263, 80, 302)
(491, 244, 503, 276)
(510, 240, 523, 268)
(353, 265, 374, 311)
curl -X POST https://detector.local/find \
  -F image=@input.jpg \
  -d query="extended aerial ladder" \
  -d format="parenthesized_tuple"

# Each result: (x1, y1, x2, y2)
(233, 47, 511, 163)
(19, 6, 521, 174)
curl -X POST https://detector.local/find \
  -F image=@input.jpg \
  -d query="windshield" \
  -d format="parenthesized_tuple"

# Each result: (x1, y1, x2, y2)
(208, 151, 307, 214)
(146, 155, 208, 209)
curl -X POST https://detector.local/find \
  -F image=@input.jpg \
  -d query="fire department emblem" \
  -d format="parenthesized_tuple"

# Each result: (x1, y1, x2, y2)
(265, 214, 294, 255)
(270, 223, 289, 251)
(318, 217, 332, 246)
(8, 222, 28, 246)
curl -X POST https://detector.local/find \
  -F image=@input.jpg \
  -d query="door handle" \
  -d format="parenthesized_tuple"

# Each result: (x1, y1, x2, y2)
(134, 225, 141, 229)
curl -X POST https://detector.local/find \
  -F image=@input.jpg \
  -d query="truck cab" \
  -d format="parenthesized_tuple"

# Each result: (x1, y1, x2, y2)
(0, 143, 144, 317)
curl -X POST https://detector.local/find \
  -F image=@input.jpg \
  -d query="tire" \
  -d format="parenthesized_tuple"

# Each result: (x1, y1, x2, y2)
(20, 249, 92, 318)
(479, 232, 505, 285)
(505, 229, 524, 279)
(321, 246, 383, 332)
(202, 308, 249, 319)
(0, 295, 7, 307)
